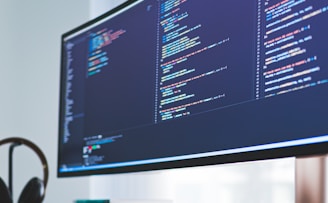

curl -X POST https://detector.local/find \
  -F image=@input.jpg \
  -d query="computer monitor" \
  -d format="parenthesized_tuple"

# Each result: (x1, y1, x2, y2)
(58, 0, 328, 177)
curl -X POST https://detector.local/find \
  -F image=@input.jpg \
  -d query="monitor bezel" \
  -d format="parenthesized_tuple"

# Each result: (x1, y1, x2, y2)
(57, 0, 328, 177)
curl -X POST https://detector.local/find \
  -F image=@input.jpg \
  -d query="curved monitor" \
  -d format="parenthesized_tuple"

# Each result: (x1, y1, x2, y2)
(58, 0, 328, 177)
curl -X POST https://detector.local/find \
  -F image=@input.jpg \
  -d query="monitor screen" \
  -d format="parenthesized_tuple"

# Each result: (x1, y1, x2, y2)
(58, 0, 328, 177)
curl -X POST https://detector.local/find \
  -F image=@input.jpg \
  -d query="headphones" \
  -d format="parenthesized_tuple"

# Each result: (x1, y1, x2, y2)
(0, 137, 49, 203)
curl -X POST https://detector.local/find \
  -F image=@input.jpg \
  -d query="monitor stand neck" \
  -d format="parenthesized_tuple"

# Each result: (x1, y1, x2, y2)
(295, 154, 327, 203)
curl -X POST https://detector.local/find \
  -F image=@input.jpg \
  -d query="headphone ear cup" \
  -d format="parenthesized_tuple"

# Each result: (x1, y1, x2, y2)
(0, 177, 12, 203)
(18, 177, 44, 203)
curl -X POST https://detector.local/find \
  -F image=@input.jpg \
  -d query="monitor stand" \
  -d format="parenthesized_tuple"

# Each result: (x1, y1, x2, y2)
(295, 154, 327, 203)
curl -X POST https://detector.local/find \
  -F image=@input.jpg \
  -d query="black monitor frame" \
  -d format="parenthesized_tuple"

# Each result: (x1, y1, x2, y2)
(58, 0, 328, 177)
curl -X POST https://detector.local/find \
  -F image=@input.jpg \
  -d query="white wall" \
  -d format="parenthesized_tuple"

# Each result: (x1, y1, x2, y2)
(90, 0, 127, 19)
(0, 1, 91, 202)
(90, 158, 295, 203)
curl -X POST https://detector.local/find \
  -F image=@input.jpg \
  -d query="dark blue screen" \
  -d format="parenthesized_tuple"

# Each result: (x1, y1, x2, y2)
(58, 0, 328, 176)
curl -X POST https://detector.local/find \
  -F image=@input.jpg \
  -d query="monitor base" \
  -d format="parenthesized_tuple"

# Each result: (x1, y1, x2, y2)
(295, 154, 327, 203)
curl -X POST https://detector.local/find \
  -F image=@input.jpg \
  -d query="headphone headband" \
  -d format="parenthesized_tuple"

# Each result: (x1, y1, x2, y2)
(0, 137, 49, 189)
